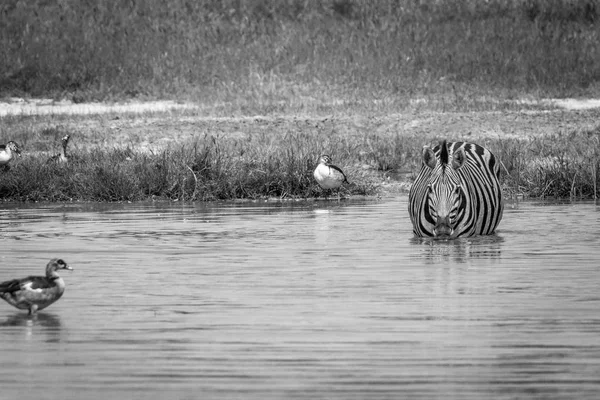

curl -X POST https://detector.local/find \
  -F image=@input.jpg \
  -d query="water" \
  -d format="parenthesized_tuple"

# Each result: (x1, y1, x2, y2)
(1, 198, 599, 400)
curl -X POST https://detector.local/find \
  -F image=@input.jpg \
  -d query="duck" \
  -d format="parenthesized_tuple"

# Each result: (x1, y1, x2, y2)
(0, 258, 73, 315)
(313, 154, 349, 192)
(0, 141, 22, 170)
(47, 134, 70, 163)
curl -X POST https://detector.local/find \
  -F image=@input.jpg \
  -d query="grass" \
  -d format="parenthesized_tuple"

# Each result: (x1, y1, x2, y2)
(1, 0, 600, 114)
(1, 0, 600, 201)
(1, 110, 600, 202)
(0, 118, 390, 201)
(495, 127, 600, 199)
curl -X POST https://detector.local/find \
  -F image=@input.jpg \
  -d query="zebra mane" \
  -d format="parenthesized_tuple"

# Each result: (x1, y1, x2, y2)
(439, 140, 448, 166)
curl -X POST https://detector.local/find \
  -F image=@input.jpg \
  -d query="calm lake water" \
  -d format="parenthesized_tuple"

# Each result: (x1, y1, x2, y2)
(1, 197, 599, 400)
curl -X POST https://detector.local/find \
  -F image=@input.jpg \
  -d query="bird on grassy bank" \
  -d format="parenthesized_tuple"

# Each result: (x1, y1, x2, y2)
(47, 134, 70, 164)
(0, 141, 22, 170)
(0, 259, 73, 315)
(314, 154, 349, 195)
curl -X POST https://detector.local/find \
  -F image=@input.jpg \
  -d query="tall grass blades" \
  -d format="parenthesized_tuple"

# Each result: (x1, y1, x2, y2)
(3, 119, 599, 202)
(0, 128, 388, 202)
(1, 0, 599, 111)
(488, 128, 600, 200)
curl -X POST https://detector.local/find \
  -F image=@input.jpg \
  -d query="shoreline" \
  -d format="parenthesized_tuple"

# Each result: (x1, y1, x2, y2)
(1, 99, 599, 202)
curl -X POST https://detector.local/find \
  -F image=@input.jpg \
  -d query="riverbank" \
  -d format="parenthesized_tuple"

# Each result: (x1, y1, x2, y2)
(1, 100, 599, 202)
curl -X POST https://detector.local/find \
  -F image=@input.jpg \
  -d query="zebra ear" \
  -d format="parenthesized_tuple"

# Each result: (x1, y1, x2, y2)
(422, 146, 437, 169)
(452, 148, 466, 170)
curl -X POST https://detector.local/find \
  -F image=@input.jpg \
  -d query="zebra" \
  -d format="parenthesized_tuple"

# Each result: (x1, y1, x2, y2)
(408, 140, 503, 238)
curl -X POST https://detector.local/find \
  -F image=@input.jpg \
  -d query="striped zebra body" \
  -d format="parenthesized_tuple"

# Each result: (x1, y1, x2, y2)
(408, 140, 503, 238)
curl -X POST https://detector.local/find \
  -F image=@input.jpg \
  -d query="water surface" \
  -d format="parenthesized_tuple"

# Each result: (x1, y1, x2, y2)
(1, 198, 599, 399)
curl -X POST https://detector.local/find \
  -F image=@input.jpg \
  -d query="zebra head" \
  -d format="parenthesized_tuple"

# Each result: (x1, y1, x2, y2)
(422, 141, 467, 238)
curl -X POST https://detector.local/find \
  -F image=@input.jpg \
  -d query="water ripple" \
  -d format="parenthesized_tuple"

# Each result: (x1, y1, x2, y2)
(0, 199, 599, 399)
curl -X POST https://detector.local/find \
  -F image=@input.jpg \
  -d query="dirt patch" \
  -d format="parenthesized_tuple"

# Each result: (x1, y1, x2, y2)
(2, 97, 600, 118)
(0, 98, 197, 117)
(547, 98, 600, 110)
(2, 98, 600, 154)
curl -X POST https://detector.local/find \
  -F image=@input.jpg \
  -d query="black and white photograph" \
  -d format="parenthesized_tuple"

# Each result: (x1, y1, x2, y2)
(1, 1, 600, 399)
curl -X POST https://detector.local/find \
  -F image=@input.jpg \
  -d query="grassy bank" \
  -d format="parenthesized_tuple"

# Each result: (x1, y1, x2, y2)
(498, 129, 600, 199)
(0, 116, 392, 201)
(1, 0, 600, 113)
(1, 110, 599, 202)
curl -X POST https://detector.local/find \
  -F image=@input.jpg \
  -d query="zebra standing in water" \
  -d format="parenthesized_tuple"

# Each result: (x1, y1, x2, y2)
(408, 140, 503, 238)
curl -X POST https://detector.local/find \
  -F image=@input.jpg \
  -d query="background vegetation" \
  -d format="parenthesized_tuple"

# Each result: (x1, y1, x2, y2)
(1, 0, 600, 201)
(0, 121, 384, 201)
(1, 111, 599, 202)
(1, 0, 600, 113)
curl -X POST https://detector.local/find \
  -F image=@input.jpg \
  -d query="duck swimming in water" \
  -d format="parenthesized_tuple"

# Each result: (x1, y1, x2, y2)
(0, 258, 72, 315)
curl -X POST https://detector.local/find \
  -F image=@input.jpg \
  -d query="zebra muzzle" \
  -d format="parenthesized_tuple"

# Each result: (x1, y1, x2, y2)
(433, 217, 454, 237)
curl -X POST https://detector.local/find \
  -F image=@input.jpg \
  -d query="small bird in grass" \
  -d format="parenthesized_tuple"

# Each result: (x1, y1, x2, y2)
(314, 154, 349, 195)
(0, 141, 22, 170)
(47, 134, 70, 164)
(0, 259, 73, 315)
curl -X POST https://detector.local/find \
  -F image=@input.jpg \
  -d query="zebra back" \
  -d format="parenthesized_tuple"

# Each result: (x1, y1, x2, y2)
(408, 140, 503, 238)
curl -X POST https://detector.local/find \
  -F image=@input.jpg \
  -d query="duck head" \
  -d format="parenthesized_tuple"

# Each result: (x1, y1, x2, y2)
(61, 135, 70, 148)
(6, 141, 21, 157)
(45, 258, 73, 278)
(318, 154, 332, 165)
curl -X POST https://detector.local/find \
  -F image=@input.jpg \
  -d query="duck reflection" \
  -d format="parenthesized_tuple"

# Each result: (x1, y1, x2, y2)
(1, 312, 61, 327)
(0, 312, 63, 342)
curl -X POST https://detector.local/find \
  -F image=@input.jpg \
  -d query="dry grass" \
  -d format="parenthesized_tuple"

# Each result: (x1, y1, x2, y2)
(2, 0, 600, 202)
(1, 109, 600, 202)
(1, 0, 599, 114)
